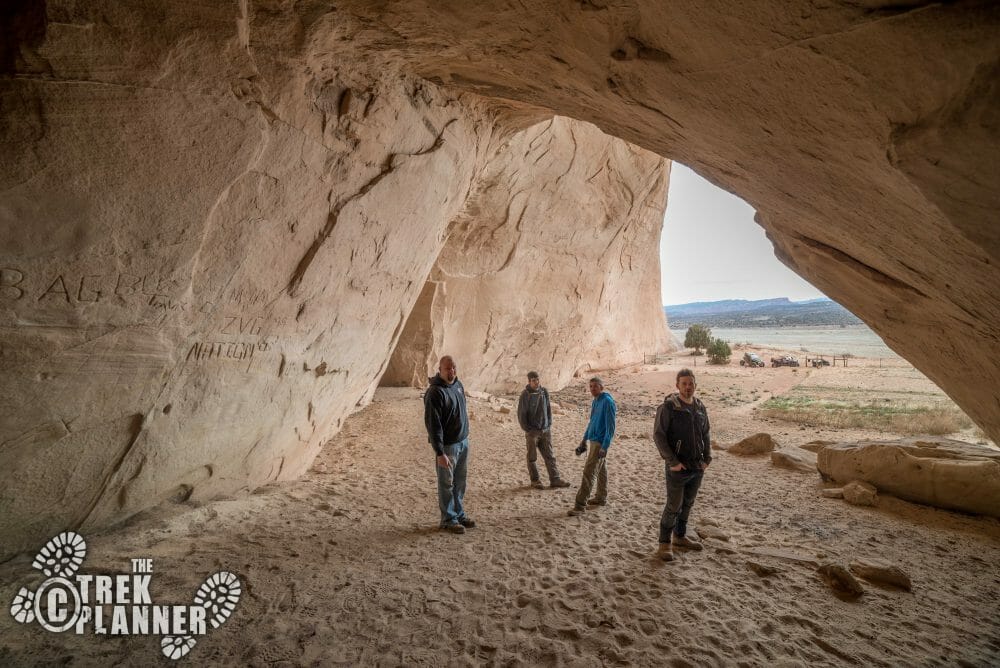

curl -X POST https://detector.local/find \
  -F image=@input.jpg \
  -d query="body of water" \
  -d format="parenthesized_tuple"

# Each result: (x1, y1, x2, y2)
(668, 325, 898, 359)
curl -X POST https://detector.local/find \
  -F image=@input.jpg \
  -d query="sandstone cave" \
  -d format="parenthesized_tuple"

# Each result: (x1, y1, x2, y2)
(1, 1, 998, 665)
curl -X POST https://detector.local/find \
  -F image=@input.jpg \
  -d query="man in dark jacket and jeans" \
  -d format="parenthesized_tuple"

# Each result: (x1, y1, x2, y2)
(652, 368, 711, 561)
(517, 371, 571, 490)
(424, 355, 476, 534)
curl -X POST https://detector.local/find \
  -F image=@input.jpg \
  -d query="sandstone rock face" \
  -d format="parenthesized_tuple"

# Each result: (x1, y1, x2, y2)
(2, 1, 1000, 552)
(383, 118, 671, 393)
(818, 439, 1000, 517)
(0, 54, 493, 558)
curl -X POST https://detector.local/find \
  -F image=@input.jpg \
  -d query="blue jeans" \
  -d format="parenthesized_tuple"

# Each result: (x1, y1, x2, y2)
(436, 438, 469, 527)
(659, 467, 704, 543)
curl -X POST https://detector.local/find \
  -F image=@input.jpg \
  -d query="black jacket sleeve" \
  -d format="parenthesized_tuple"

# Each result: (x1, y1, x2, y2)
(701, 404, 712, 463)
(653, 402, 681, 466)
(424, 388, 445, 455)
(517, 389, 529, 432)
(544, 389, 552, 429)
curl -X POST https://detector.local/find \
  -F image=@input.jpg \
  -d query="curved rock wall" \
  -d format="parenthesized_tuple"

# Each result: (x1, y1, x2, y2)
(383, 117, 671, 393)
(0, 5, 498, 557)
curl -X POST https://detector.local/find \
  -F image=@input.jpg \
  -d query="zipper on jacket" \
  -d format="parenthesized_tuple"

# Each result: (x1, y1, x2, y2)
(690, 404, 701, 464)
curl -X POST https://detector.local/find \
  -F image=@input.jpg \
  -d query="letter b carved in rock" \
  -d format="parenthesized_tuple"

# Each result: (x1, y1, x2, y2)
(0, 268, 25, 300)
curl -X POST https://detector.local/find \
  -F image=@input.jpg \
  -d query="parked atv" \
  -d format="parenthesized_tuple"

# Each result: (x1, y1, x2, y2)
(771, 355, 800, 367)
(740, 352, 765, 368)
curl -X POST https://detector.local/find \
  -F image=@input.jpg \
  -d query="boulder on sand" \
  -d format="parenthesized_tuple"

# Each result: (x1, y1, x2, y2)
(817, 564, 865, 600)
(817, 438, 1000, 518)
(849, 558, 912, 591)
(842, 480, 879, 507)
(800, 440, 835, 454)
(729, 433, 777, 456)
(770, 447, 817, 472)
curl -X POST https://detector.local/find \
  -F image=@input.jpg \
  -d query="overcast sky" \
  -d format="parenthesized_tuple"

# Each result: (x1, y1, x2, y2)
(660, 163, 826, 306)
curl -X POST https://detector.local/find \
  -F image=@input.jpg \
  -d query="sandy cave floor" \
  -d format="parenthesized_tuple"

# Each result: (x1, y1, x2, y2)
(2, 356, 1000, 667)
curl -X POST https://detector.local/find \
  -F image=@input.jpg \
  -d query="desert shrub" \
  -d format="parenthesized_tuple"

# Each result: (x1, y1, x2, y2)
(684, 324, 711, 354)
(707, 338, 731, 364)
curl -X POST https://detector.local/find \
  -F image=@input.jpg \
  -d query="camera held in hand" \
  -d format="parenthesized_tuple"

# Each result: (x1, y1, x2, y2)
(575, 438, 588, 456)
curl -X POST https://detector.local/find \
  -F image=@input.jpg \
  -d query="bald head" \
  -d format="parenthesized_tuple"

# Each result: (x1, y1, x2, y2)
(439, 356, 457, 384)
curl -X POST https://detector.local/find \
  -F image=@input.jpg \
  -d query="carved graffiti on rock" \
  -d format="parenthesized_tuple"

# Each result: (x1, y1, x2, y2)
(184, 340, 272, 373)
(1, 267, 184, 307)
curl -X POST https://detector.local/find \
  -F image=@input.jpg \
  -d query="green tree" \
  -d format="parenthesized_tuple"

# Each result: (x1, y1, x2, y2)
(684, 324, 711, 355)
(707, 338, 732, 364)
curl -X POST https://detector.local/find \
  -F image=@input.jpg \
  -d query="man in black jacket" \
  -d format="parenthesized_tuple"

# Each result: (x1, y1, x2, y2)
(424, 355, 476, 534)
(652, 368, 711, 561)
(517, 371, 571, 490)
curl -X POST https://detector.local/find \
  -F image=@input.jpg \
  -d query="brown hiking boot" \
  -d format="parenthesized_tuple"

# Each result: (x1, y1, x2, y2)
(549, 479, 570, 489)
(672, 535, 704, 551)
(656, 543, 674, 561)
(530, 480, 545, 490)
(567, 506, 586, 516)
(586, 498, 607, 506)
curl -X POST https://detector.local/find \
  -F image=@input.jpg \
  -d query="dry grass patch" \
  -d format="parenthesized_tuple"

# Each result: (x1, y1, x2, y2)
(757, 396, 974, 435)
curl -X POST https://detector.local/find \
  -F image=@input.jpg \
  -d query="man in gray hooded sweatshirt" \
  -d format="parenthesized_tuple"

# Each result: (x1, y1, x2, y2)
(517, 371, 571, 490)
(424, 355, 476, 534)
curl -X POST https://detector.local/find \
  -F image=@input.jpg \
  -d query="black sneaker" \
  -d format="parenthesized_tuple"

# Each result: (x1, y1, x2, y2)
(442, 523, 465, 534)
(458, 517, 477, 529)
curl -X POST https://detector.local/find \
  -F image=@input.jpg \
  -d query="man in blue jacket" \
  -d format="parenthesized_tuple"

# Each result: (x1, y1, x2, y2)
(568, 376, 617, 516)
(424, 355, 476, 534)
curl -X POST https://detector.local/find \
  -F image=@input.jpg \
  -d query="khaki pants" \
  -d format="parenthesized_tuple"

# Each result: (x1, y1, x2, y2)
(574, 441, 608, 507)
(526, 430, 561, 483)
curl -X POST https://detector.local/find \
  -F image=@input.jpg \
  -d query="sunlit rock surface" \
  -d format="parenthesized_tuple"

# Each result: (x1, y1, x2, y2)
(383, 118, 671, 393)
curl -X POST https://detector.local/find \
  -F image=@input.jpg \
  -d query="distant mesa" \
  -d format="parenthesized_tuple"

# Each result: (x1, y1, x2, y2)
(664, 297, 862, 329)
